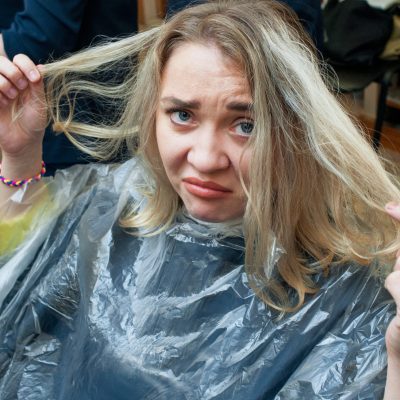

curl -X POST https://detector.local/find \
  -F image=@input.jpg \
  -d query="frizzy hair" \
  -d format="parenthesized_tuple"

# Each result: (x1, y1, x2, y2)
(42, 0, 400, 312)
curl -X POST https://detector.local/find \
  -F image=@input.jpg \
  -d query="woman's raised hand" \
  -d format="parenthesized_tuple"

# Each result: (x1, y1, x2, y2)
(0, 54, 46, 163)
(383, 203, 400, 399)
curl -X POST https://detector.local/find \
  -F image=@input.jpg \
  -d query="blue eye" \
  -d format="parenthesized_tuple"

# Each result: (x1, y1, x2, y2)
(234, 121, 254, 136)
(171, 110, 192, 124)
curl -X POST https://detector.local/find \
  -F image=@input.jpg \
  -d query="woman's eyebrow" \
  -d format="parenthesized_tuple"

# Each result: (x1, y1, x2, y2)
(160, 96, 200, 109)
(226, 101, 253, 112)
(160, 97, 253, 113)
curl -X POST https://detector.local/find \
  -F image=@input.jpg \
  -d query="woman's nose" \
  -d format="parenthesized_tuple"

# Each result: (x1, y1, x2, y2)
(186, 127, 230, 173)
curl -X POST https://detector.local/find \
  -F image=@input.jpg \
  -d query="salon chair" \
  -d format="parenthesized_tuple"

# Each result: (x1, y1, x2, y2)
(328, 59, 400, 151)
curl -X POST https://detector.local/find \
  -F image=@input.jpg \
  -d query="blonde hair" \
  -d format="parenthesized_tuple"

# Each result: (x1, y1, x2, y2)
(42, 0, 400, 312)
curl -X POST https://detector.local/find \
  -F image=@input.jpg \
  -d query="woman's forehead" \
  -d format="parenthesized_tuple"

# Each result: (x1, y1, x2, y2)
(159, 42, 251, 100)
(165, 41, 245, 74)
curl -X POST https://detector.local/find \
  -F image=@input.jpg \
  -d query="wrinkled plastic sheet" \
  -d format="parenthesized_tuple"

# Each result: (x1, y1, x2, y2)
(0, 160, 395, 399)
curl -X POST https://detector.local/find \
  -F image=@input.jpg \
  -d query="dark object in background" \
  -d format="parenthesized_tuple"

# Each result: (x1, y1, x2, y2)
(167, 0, 202, 14)
(323, 0, 393, 66)
(280, 0, 323, 51)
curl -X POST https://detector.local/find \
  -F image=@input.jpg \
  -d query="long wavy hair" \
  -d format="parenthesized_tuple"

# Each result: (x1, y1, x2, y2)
(42, 0, 400, 312)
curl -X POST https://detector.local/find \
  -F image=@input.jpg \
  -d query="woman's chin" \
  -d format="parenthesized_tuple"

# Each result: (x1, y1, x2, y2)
(186, 208, 244, 224)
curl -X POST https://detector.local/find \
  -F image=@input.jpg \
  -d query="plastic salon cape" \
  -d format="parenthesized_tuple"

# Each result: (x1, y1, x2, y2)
(0, 159, 395, 400)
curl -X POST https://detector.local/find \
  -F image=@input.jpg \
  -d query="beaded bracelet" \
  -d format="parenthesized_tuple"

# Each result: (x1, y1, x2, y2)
(0, 161, 46, 187)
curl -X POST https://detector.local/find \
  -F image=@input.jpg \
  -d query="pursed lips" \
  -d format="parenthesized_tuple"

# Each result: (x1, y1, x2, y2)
(182, 177, 232, 198)
(183, 177, 231, 192)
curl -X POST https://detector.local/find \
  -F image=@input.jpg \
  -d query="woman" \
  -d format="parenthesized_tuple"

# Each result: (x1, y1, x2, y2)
(0, 1, 400, 398)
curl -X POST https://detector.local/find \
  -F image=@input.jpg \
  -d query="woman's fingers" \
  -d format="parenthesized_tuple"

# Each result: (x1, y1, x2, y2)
(385, 270, 400, 324)
(0, 55, 29, 88)
(0, 65, 19, 101)
(12, 54, 41, 83)
(386, 270, 400, 296)
(385, 202, 400, 256)
(385, 202, 400, 361)
(385, 202, 400, 220)
(0, 54, 41, 102)
(0, 92, 10, 107)
(385, 201, 400, 322)
(0, 56, 25, 98)
(385, 270, 400, 356)
(13, 55, 44, 107)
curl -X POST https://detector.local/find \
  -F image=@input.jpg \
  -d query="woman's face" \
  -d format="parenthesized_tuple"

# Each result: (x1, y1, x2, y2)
(156, 43, 253, 222)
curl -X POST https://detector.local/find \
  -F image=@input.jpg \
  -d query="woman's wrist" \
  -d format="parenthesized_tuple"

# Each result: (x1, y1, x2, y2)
(384, 354, 400, 400)
(1, 146, 43, 182)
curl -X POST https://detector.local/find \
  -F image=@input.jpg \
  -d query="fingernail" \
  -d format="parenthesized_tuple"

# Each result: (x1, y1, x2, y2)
(7, 88, 17, 98)
(29, 70, 39, 81)
(17, 78, 28, 89)
(385, 202, 399, 211)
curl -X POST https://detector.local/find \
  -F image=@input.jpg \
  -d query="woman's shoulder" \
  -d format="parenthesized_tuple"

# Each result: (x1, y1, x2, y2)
(52, 158, 145, 196)
(309, 261, 392, 317)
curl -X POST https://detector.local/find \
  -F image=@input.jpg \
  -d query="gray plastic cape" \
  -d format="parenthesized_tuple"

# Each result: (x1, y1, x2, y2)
(0, 160, 395, 399)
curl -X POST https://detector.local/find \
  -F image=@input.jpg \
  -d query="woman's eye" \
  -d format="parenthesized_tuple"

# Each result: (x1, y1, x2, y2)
(234, 121, 254, 136)
(170, 110, 192, 124)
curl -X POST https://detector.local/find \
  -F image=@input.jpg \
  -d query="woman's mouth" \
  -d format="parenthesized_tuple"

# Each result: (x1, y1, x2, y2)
(182, 177, 231, 199)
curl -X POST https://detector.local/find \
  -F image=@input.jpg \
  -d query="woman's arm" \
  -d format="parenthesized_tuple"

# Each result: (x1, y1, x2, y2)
(0, 54, 46, 208)
(383, 203, 400, 400)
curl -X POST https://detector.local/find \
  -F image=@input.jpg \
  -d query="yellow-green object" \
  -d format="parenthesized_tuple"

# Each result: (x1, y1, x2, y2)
(0, 189, 52, 256)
